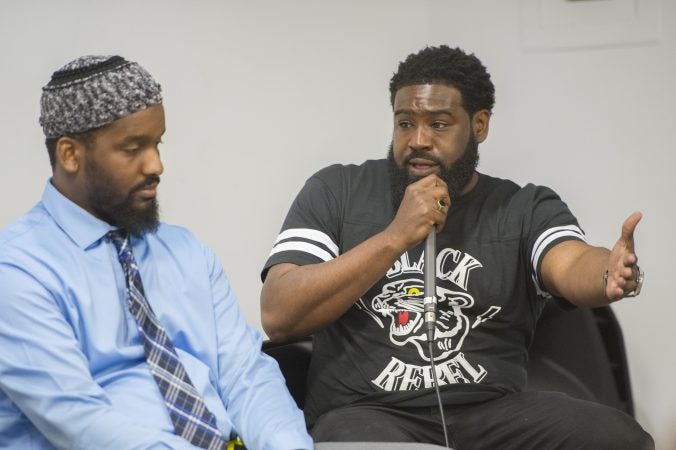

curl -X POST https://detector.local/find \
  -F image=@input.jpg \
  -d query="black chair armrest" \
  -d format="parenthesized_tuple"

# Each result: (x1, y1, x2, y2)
(263, 337, 313, 409)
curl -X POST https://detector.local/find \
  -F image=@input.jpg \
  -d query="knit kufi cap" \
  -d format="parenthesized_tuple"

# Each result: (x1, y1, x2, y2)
(39, 55, 162, 138)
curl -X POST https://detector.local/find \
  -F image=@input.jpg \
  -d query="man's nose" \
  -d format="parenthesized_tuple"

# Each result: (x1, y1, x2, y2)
(143, 147, 164, 176)
(410, 126, 432, 150)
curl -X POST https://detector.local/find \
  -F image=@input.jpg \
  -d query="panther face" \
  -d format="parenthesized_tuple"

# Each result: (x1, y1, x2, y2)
(371, 277, 474, 361)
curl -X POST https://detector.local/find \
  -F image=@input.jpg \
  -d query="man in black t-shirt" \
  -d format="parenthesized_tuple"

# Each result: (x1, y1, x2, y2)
(261, 46, 653, 449)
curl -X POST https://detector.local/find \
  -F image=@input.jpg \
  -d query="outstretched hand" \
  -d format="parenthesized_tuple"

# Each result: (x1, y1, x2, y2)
(604, 211, 643, 301)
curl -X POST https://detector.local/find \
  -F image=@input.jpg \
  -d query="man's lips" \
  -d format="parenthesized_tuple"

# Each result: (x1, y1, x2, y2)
(407, 158, 439, 176)
(135, 183, 159, 199)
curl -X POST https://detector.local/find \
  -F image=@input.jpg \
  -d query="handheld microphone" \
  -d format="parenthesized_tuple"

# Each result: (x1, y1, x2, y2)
(423, 226, 437, 342)
(423, 211, 453, 448)
(423, 205, 455, 448)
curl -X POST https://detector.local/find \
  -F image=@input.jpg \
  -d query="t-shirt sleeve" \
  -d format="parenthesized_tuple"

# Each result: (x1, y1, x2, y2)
(518, 184, 586, 299)
(261, 169, 342, 280)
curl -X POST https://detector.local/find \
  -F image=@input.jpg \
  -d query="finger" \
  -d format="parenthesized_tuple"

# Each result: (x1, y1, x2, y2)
(620, 211, 642, 251)
(429, 173, 447, 187)
(432, 199, 449, 233)
(427, 175, 450, 203)
(610, 286, 624, 301)
(622, 252, 638, 267)
(433, 193, 452, 212)
(619, 265, 634, 280)
(613, 264, 643, 298)
(416, 173, 447, 189)
(435, 212, 448, 233)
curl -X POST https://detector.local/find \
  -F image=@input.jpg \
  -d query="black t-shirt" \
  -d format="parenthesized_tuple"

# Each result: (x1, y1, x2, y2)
(262, 159, 585, 425)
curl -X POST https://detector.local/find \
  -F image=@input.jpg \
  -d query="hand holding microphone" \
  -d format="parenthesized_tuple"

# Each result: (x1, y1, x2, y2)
(387, 175, 448, 342)
(388, 174, 450, 248)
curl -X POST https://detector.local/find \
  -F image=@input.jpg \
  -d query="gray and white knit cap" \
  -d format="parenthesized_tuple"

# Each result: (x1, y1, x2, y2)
(39, 55, 163, 138)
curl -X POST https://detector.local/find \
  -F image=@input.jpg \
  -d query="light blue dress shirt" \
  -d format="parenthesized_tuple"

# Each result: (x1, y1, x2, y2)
(0, 180, 313, 450)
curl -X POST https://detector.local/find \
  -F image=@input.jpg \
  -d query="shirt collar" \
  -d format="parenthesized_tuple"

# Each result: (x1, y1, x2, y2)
(42, 179, 116, 250)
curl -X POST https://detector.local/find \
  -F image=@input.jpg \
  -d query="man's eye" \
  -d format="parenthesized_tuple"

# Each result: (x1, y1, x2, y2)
(431, 121, 447, 129)
(398, 121, 413, 129)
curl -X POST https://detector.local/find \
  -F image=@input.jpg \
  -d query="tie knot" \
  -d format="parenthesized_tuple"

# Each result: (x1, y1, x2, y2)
(106, 229, 130, 255)
(107, 229, 138, 281)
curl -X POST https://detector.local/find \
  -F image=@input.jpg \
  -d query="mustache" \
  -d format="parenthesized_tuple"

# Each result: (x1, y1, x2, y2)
(131, 175, 161, 193)
(403, 149, 444, 167)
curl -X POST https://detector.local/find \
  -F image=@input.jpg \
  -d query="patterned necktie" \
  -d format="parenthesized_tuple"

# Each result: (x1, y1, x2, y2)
(107, 230, 227, 450)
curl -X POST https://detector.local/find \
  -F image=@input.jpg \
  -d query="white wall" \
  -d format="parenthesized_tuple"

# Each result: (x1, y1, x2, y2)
(425, 1, 676, 447)
(1, 0, 673, 447)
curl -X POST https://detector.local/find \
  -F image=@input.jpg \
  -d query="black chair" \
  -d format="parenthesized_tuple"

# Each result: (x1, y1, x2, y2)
(263, 302, 634, 415)
(263, 337, 313, 409)
(526, 302, 634, 415)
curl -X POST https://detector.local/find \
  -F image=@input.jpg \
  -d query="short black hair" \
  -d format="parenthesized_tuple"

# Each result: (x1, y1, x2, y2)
(389, 45, 495, 116)
(45, 130, 97, 169)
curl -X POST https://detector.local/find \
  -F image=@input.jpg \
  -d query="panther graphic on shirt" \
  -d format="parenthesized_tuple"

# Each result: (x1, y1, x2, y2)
(358, 247, 501, 391)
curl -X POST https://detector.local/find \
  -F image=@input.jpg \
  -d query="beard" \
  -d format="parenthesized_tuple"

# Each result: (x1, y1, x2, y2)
(85, 159, 160, 236)
(387, 133, 479, 210)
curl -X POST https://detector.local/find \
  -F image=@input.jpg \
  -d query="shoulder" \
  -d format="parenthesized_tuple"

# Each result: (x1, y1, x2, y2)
(148, 223, 227, 284)
(484, 176, 583, 243)
(150, 222, 209, 253)
(476, 173, 520, 197)
(311, 159, 388, 186)
(473, 173, 563, 207)
(0, 204, 67, 301)
(460, 174, 580, 239)
(149, 222, 220, 265)
(518, 181, 563, 200)
(153, 221, 199, 242)
(459, 173, 520, 211)
(0, 203, 51, 258)
(512, 182, 572, 218)
(307, 159, 390, 204)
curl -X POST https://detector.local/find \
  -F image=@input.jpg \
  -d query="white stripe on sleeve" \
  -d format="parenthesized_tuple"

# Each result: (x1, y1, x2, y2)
(269, 241, 335, 262)
(274, 228, 339, 256)
(269, 228, 339, 262)
(531, 225, 586, 286)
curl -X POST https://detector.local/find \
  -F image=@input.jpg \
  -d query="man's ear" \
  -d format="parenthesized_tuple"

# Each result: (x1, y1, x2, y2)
(55, 137, 84, 174)
(472, 110, 491, 143)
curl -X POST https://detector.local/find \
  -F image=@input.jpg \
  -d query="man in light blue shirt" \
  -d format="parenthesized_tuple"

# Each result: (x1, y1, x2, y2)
(0, 55, 313, 450)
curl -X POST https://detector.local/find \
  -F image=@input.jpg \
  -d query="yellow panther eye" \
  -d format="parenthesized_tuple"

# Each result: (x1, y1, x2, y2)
(407, 287, 421, 295)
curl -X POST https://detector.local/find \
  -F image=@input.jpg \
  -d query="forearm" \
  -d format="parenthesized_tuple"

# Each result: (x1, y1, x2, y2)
(542, 212, 643, 308)
(1, 375, 198, 450)
(261, 228, 409, 341)
(227, 348, 313, 450)
(548, 245, 611, 308)
(56, 414, 197, 450)
(212, 271, 313, 450)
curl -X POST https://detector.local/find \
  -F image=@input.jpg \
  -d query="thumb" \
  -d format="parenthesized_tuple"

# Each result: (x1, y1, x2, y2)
(620, 211, 642, 251)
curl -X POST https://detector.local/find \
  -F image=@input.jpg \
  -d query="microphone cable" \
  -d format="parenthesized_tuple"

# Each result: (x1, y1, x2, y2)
(424, 227, 454, 449)
(428, 339, 451, 448)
